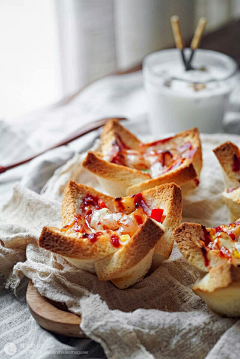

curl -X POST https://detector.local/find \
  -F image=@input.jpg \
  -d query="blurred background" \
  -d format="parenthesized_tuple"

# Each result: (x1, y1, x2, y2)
(1, 0, 240, 119)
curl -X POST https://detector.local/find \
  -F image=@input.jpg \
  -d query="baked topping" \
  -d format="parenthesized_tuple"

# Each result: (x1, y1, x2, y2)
(198, 221, 240, 267)
(232, 154, 240, 172)
(61, 193, 165, 247)
(150, 208, 165, 223)
(106, 134, 197, 178)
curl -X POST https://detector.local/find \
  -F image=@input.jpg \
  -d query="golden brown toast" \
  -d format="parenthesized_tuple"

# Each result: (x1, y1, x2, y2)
(83, 119, 202, 197)
(39, 180, 182, 288)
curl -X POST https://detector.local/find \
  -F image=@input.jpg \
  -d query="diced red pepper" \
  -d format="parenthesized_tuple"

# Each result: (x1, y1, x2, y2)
(150, 208, 164, 223)
(228, 232, 236, 240)
(98, 199, 107, 209)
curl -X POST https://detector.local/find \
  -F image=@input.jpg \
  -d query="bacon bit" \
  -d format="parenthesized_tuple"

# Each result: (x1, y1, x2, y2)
(83, 194, 108, 211)
(83, 194, 99, 207)
(199, 229, 211, 267)
(110, 234, 121, 248)
(200, 245, 209, 267)
(232, 154, 240, 172)
(115, 197, 125, 212)
(115, 134, 130, 150)
(161, 150, 173, 167)
(82, 231, 102, 243)
(111, 152, 126, 166)
(150, 208, 165, 223)
(201, 225, 211, 246)
(108, 134, 130, 166)
(132, 193, 150, 215)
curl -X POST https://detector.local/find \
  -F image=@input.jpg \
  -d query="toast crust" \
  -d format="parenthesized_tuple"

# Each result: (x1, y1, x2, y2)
(39, 181, 181, 288)
(83, 120, 202, 197)
(101, 118, 140, 154)
(174, 220, 240, 317)
(39, 226, 118, 259)
(82, 151, 150, 197)
(127, 161, 197, 195)
(174, 223, 234, 273)
(214, 141, 240, 220)
(213, 141, 240, 188)
(95, 218, 163, 280)
(193, 264, 240, 317)
(114, 182, 182, 261)
(62, 180, 115, 226)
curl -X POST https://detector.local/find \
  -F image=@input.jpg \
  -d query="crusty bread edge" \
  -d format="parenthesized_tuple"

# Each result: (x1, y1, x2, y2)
(193, 264, 240, 317)
(127, 161, 197, 196)
(101, 118, 140, 155)
(213, 141, 240, 188)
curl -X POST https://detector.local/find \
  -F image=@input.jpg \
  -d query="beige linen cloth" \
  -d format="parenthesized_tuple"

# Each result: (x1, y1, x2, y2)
(1, 133, 240, 359)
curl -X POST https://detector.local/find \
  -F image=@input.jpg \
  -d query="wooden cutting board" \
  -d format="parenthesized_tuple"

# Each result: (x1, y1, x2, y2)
(26, 281, 85, 337)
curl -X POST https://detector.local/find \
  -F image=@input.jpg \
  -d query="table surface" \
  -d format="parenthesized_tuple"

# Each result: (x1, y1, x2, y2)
(58, 19, 240, 108)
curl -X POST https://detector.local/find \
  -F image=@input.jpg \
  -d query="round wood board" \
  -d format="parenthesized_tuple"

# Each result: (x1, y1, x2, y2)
(26, 281, 85, 338)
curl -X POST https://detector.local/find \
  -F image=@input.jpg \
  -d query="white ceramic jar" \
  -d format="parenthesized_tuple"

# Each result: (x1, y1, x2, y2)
(143, 49, 238, 134)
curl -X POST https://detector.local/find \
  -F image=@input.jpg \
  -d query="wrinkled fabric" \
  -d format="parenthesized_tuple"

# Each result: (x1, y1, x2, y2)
(1, 133, 240, 359)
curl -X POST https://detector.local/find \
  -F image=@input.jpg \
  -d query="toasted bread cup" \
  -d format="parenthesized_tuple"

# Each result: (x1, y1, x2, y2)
(173, 220, 240, 316)
(82, 119, 202, 197)
(39, 181, 181, 288)
(113, 182, 182, 268)
(193, 264, 240, 317)
(214, 141, 240, 221)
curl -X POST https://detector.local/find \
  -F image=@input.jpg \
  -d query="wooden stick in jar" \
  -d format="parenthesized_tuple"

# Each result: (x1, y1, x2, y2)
(190, 17, 207, 50)
(170, 15, 187, 69)
(187, 17, 207, 70)
(170, 15, 184, 49)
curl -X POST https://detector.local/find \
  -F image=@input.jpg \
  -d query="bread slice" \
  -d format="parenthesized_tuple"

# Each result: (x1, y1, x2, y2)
(213, 141, 240, 189)
(82, 151, 150, 197)
(40, 180, 179, 288)
(61, 180, 115, 226)
(173, 223, 233, 273)
(95, 218, 162, 289)
(222, 188, 240, 222)
(126, 159, 197, 197)
(101, 118, 140, 154)
(113, 182, 182, 268)
(83, 119, 202, 197)
(214, 141, 240, 221)
(173, 220, 240, 316)
(193, 263, 240, 317)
